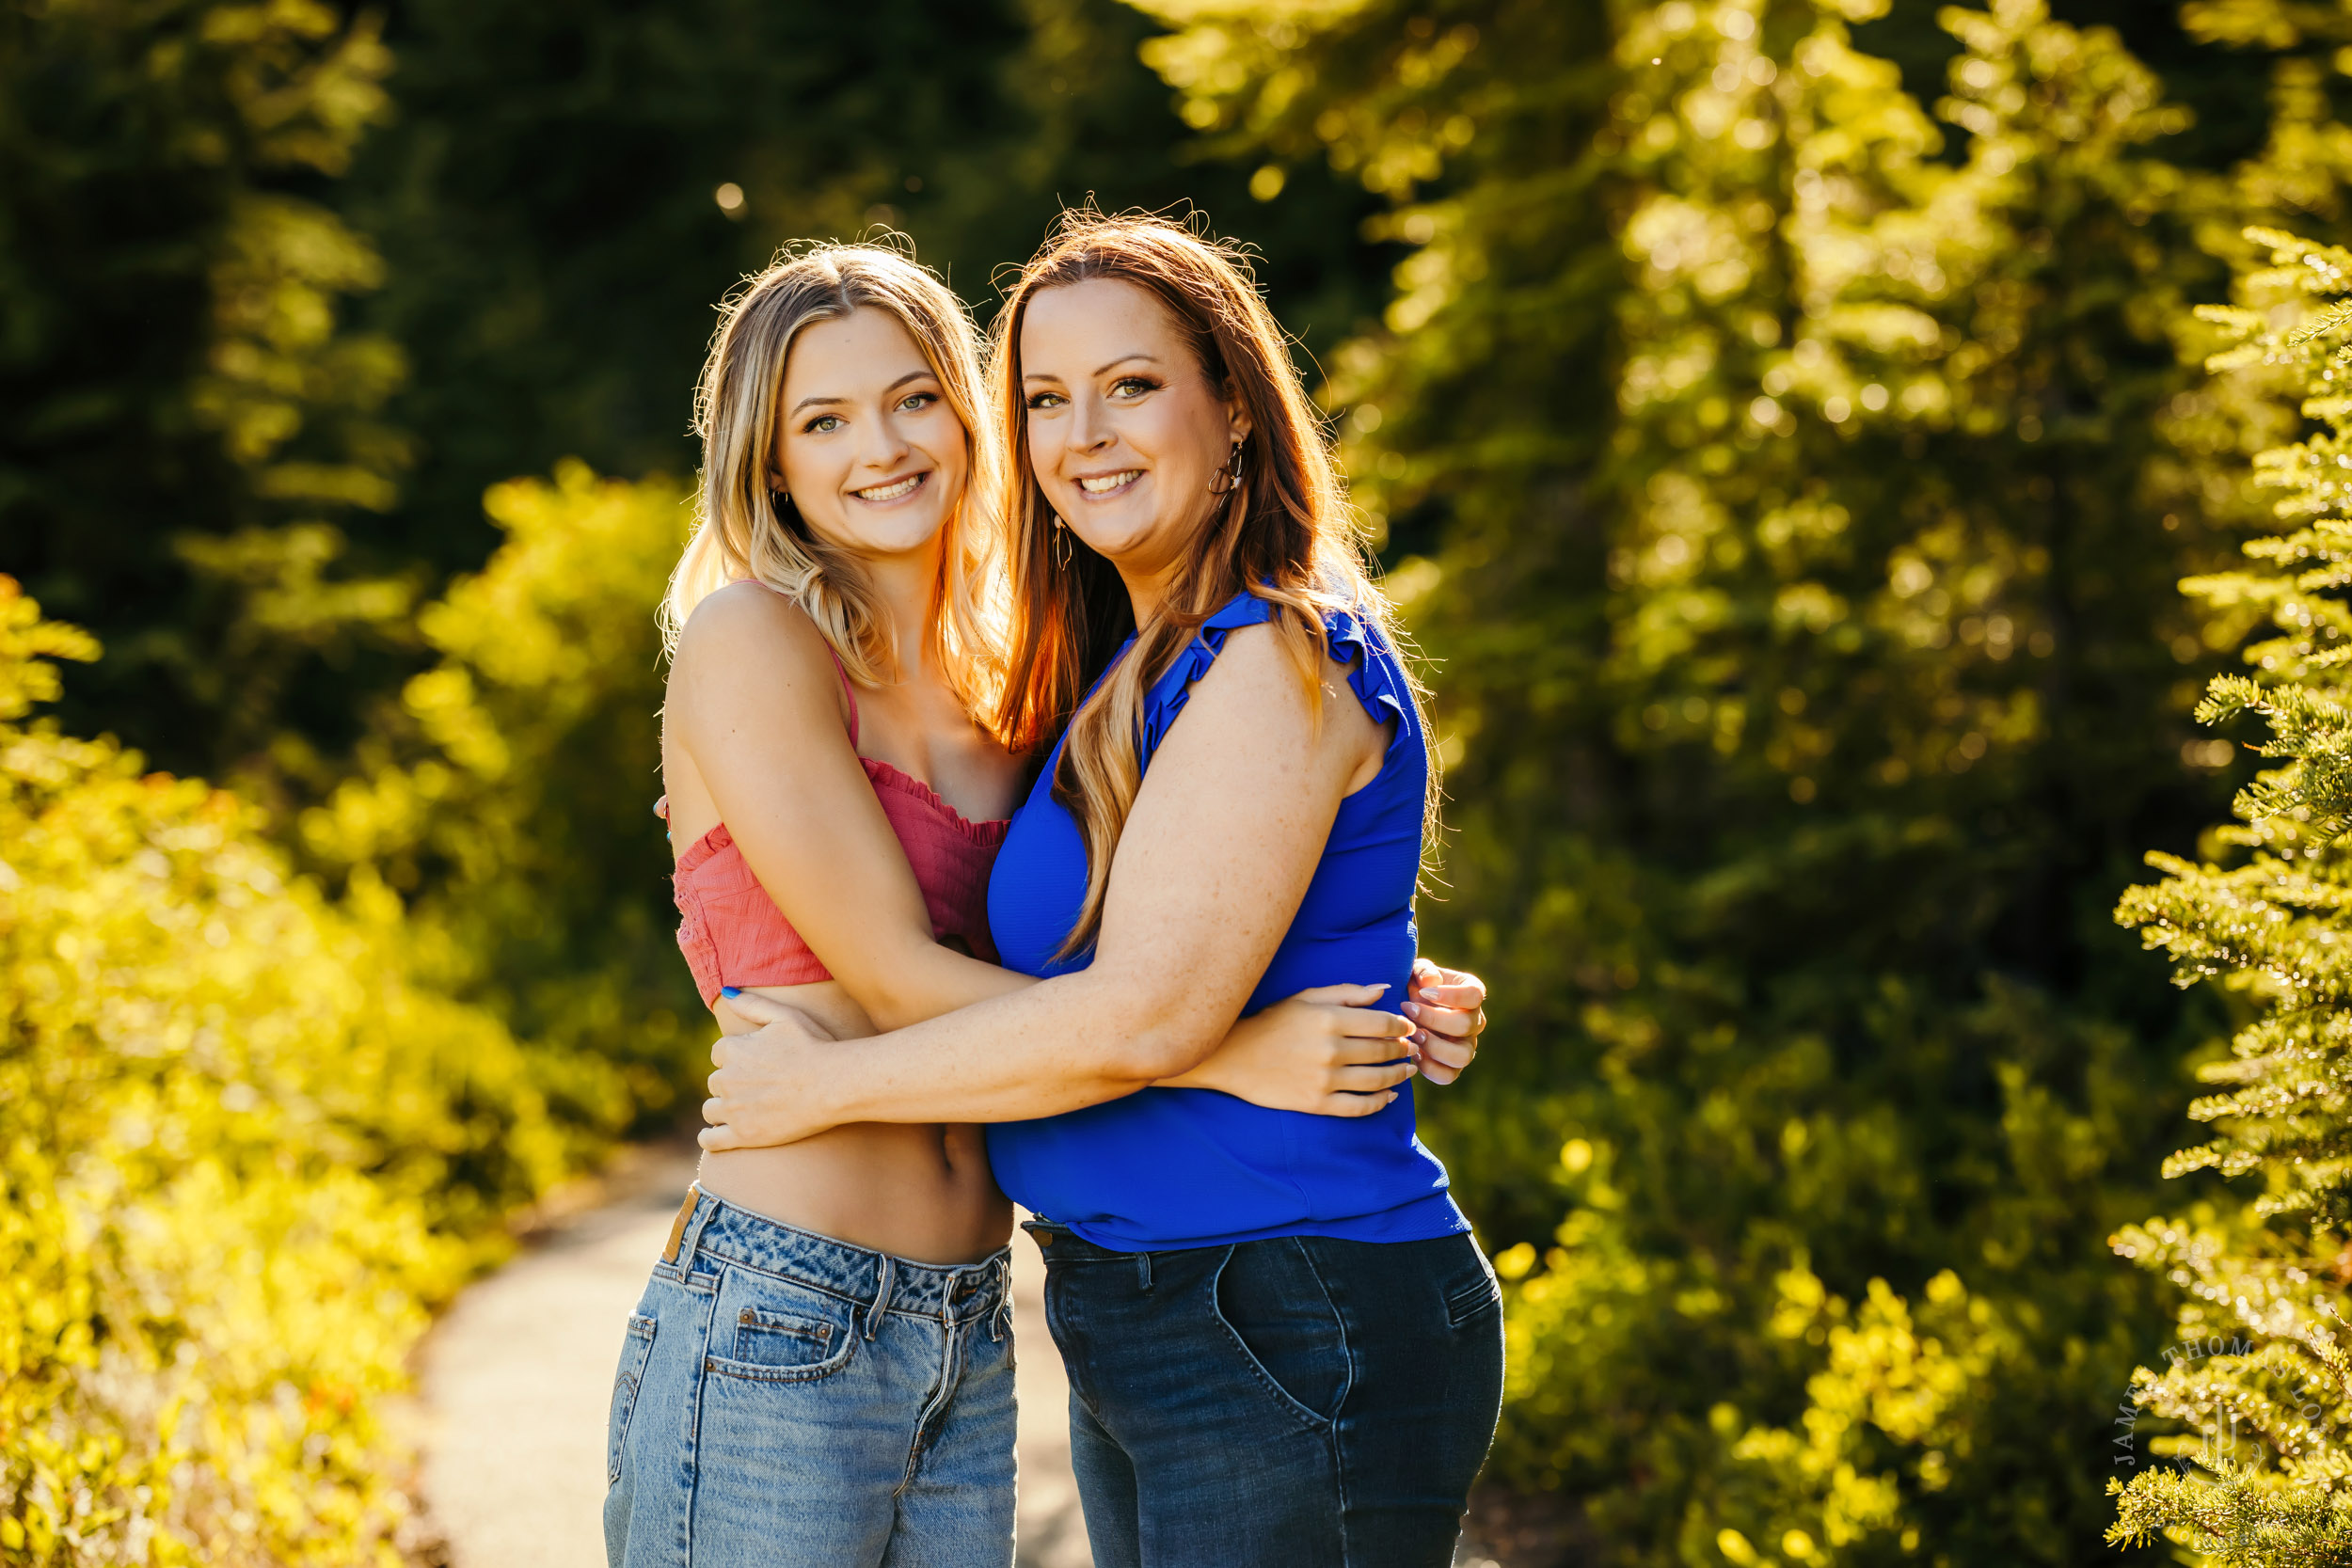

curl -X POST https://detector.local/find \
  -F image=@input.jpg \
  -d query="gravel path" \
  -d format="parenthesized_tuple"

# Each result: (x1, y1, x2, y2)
(415, 1143, 1090, 1567)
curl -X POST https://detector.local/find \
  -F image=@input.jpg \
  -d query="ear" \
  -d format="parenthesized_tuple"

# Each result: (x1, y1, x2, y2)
(1223, 385, 1254, 445)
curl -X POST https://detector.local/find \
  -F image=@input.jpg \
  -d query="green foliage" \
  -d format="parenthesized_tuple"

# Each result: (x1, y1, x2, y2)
(0, 0, 416, 774)
(2106, 224, 2352, 1563)
(341, 0, 1392, 553)
(1136, 0, 2304, 1558)
(295, 462, 707, 1125)
(0, 578, 566, 1565)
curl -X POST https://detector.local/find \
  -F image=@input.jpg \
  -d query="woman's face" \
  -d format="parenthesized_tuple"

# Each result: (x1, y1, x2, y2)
(1019, 277, 1249, 591)
(772, 307, 967, 561)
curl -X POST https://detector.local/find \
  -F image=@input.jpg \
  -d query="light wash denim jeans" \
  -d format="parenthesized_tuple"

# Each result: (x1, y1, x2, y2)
(605, 1188, 1016, 1568)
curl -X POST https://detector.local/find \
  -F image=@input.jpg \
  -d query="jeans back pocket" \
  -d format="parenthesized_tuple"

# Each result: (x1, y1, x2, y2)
(1443, 1263, 1502, 1329)
(607, 1313, 658, 1485)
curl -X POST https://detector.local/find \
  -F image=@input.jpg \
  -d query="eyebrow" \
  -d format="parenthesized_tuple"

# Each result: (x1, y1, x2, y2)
(789, 369, 935, 417)
(1024, 353, 1163, 383)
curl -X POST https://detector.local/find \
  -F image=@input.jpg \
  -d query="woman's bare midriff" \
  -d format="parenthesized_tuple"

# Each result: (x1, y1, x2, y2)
(695, 979, 1012, 1267)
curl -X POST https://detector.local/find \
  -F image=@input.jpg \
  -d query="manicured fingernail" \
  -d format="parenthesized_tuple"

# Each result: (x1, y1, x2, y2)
(721, 986, 741, 998)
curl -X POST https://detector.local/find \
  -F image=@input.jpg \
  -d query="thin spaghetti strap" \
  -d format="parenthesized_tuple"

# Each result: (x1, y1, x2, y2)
(824, 647, 860, 749)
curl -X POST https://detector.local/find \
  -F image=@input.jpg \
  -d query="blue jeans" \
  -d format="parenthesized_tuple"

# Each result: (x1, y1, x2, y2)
(1026, 1222, 1504, 1568)
(605, 1190, 1016, 1567)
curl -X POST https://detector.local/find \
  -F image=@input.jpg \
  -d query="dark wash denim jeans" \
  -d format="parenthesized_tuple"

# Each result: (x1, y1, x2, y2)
(1025, 1221, 1504, 1568)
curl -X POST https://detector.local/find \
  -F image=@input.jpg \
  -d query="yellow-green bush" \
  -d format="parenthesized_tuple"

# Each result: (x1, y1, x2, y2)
(0, 578, 568, 1565)
(297, 462, 705, 1132)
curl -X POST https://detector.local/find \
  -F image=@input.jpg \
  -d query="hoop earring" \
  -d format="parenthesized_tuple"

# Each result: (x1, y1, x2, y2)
(1052, 515, 1073, 571)
(1208, 440, 1246, 496)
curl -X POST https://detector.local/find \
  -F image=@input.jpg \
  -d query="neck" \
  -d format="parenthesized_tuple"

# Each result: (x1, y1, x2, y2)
(1115, 558, 1179, 629)
(860, 538, 942, 681)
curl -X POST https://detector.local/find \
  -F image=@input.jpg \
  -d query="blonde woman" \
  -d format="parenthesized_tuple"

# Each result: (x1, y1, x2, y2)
(604, 244, 1488, 1567)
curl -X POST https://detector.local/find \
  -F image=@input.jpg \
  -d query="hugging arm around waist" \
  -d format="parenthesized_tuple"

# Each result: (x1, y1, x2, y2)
(744, 623, 1371, 1134)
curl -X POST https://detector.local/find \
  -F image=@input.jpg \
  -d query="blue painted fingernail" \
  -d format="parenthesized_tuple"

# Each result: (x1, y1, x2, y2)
(721, 986, 741, 999)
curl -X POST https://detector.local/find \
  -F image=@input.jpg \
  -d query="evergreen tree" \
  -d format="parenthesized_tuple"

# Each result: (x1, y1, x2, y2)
(0, 0, 413, 776)
(1138, 0, 2265, 1556)
(2105, 218, 2352, 1565)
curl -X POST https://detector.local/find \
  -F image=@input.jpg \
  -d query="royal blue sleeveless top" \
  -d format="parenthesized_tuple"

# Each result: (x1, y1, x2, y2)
(984, 587, 1470, 1252)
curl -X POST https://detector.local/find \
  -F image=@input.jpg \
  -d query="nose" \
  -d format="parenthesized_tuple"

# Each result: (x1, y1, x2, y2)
(1066, 392, 1113, 454)
(861, 407, 913, 473)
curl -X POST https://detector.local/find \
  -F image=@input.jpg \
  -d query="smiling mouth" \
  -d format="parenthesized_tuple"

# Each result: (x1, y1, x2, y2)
(1077, 470, 1142, 497)
(854, 473, 926, 503)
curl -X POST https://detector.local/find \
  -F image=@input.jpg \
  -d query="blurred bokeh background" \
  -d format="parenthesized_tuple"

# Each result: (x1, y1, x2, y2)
(14, 0, 2352, 1562)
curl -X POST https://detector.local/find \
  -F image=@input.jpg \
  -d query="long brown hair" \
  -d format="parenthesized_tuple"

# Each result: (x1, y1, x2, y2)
(991, 211, 1432, 958)
(664, 242, 1005, 720)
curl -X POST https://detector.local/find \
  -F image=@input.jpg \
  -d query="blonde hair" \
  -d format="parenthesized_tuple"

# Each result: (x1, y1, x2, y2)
(664, 242, 1005, 719)
(992, 212, 1435, 958)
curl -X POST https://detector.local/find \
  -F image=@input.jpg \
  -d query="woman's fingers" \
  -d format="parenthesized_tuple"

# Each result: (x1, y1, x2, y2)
(1405, 999, 1480, 1042)
(1419, 1030, 1475, 1069)
(1321, 1088, 1400, 1117)
(1334, 1058, 1417, 1093)
(1410, 959, 1486, 1008)
(719, 988, 797, 1023)
(1284, 982, 1391, 1007)
(1326, 1004, 1417, 1038)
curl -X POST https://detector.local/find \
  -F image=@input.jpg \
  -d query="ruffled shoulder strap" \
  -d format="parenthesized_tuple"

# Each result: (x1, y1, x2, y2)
(1321, 601, 1416, 745)
(1138, 588, 1417, 765)
(1138, 589, 1277, 762)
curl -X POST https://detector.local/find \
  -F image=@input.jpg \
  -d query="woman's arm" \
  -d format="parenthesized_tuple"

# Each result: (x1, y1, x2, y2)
(1166, 958, 1488, 1106)
(700, 622, 1394, 1148)
(670, 585, 1025, 1030)
(680, 592, 1467, 1127)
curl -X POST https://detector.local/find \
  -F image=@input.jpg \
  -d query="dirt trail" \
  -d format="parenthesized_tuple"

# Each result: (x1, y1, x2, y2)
(414, 1144, 1090, 1567)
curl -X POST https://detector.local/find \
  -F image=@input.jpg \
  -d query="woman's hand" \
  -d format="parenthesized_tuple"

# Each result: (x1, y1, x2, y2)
(698, 990, 844, 1152)
(1161, 984, 1419, 1116)
(1406, 958, 1487, 1085)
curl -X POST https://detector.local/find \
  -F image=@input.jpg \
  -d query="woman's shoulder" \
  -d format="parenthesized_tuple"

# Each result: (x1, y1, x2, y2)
(675, 579, 831, 665)
(668, 580, 849, 721)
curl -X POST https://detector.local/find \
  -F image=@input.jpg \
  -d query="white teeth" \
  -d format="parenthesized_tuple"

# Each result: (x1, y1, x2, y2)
(856, 475, 921, 501)
(1079, 470, 1140, 494)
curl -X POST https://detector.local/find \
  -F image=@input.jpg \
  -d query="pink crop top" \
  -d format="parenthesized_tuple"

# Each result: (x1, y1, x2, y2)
(660, 651, 1009, 1007)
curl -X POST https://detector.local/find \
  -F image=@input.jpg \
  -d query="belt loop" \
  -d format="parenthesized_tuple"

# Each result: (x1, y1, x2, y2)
(864, 1253, 896, 1341)
(1136, 1251, 1153, 1293)
(664, 1183, 716, 1267)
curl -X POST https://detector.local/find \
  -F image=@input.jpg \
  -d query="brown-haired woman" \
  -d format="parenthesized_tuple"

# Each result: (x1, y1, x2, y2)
(707, 213, 1502, 1565)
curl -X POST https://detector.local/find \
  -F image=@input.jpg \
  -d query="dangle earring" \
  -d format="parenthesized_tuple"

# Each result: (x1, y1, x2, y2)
(1051, 514, 1073, 570)
(1208, 439, 1246, 496)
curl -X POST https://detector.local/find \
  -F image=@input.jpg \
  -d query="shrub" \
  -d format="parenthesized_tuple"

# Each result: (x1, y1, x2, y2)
(294, 461, 706, 1130)
(0, 578, 564, 1565)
